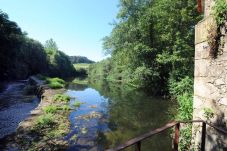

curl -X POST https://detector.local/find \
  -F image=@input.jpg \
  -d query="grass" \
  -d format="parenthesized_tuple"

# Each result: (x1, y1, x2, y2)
(46, 77, 66, 89)
(60, 105, 71, 111)
(73, 63, 90, 70)
(43, 105, 58, 113)
(53, 94, 70, 102)
(35, 113, 55, 128)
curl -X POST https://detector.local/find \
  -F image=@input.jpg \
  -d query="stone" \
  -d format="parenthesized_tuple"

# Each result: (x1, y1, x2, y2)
(195, 16, 216, 44)
(215, 78, 225, 86)
(218, 98, 227, 106)
(194, 59, 208, 77)
(195, 42, 210, 59)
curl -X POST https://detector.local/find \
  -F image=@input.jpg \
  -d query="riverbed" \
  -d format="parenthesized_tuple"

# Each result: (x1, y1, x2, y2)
(0, 81, 39, 149)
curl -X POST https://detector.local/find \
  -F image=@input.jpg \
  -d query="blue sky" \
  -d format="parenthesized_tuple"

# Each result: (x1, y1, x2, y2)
(0, 0, 119, 61)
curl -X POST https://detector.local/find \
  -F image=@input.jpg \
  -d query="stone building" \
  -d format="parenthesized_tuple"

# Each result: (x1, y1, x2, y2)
(193, 0, 227, 150)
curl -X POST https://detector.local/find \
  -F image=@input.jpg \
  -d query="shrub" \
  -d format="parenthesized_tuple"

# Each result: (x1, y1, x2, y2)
(53, 94, 70, 103)
(169, 76, 193, 150)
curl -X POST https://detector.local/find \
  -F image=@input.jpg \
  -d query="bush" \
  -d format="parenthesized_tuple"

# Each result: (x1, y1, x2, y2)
(169, 76, 193, 150)
(169, 76, 193, 96)
(53, 94, 70, 102)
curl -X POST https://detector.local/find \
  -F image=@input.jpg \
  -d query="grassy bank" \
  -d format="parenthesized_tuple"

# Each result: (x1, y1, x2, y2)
(15, 76, 80, 151)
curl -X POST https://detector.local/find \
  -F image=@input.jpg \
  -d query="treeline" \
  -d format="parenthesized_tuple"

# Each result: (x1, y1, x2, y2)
(69, 56, 94, 64)
(0, 10, 75, 81)
(89, 0, 201, 95)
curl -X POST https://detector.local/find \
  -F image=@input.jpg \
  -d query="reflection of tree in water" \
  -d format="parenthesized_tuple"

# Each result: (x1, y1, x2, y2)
(89, 79, 176, 150)
(67, 84, 88, 91)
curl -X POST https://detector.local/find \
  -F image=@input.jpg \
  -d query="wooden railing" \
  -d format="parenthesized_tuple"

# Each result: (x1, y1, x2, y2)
(106, 120, 227, 151)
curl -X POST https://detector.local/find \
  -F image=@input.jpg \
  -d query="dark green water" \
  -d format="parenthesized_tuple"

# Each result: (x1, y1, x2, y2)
(66, 79, 177, 151)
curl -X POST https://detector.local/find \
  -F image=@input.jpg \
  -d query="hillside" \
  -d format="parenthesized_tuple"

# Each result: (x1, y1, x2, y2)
(69, 56, 95, 64)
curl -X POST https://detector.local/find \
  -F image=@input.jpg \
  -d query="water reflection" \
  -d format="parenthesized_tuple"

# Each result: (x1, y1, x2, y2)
(66, 79, 176, 151)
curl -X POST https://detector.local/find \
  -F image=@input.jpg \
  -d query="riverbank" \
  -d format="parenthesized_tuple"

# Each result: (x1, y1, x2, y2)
(14, 76, 71, 150)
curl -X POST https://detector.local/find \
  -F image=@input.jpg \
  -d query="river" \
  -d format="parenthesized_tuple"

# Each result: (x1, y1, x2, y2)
(65, 79, 177, 151)
(0, 79, 176, 151)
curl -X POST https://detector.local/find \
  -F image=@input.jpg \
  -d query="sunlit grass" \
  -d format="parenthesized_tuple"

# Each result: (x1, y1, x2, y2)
(73, 63, 90, 70)
(53, 94, 70, 102)
(46, 77, 66, 89)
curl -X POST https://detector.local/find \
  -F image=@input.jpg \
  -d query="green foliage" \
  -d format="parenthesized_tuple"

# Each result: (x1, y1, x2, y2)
(0, 10, 76, 81)
(35, 113, 55, 128)
(176, 93, 193, 121)
(69, 56, 94, 64)
(53, 94, 70, 102)
(43, 105, 58, 113)
(46, 77, 65, 89)
(44, 39, 76, 78)
(208, 0, 227, 58)
(169, 76, 193, 97)
(89, 0, 201, 95)
(179, 125, 192, 151)
(74, 63, 90, 76)
(203, 108, 214, 120)
(169, 76, 193, 150)
(213, 0, 227, 27)
(60, 105, 71, 111)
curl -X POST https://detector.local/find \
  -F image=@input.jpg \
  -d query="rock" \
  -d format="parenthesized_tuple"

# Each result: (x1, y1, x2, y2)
(218, 98, 227, 106)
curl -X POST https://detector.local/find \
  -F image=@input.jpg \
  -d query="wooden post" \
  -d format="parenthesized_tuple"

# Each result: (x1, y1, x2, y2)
(135, 141, 141, 151)
(197, 0, 203, 13)
(173, 123, 180, 151)
(201, 122, 206, 151)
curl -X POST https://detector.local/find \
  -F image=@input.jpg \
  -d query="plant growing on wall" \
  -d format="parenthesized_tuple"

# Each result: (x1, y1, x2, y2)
(208, 0, 227, 58)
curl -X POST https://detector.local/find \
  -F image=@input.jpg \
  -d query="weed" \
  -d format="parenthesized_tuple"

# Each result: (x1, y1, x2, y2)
(35, 113, 55, 128)
(43, 105, 58, 113)
(46, 77, 65, 89)
(53, 94, 70, 102)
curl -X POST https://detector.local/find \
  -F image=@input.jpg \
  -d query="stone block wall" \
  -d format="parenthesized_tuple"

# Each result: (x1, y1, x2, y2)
(192, 0, 227, 150)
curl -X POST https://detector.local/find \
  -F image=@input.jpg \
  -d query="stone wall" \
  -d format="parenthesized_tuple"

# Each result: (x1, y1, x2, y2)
(192, 0, 227, 150)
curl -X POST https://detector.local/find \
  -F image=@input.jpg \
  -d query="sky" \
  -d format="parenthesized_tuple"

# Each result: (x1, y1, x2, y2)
(0, 0, 119, 61)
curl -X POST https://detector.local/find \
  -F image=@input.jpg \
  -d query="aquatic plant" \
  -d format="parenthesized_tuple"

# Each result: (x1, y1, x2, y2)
(73, 100, 82, 108)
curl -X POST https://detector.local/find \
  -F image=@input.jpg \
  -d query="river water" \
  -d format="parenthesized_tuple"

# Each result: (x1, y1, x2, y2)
(65, 80, 177, 151)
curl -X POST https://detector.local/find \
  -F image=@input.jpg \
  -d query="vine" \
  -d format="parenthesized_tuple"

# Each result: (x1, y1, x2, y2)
(208, 0, 227, 58)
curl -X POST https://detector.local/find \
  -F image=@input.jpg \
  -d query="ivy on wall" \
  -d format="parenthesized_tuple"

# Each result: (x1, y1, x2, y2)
(208, 0, 227, 58)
